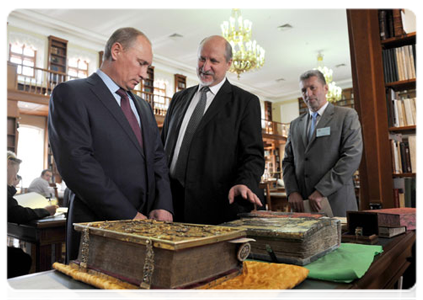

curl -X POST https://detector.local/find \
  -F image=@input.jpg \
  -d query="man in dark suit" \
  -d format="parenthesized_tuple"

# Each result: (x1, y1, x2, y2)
(162, 35, 264, 225)
(282, 70, 363, 217)
(48, 27, 173, 262)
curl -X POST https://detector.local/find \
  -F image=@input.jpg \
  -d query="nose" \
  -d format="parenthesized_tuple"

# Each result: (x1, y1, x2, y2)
(305, 88, 312, 97)
(202, 59, 211, 72)
(139, 65, 148, 80)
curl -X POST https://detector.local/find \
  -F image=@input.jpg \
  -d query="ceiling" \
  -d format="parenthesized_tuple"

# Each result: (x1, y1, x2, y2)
(8, 9, 353, 102)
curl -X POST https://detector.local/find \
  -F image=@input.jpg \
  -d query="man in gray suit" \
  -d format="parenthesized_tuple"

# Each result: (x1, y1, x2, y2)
(282, 70, 362, 217)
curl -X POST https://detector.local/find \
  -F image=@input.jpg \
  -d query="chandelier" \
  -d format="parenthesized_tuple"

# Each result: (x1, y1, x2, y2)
(220, 9, 265, 79)
(315, 53, 342, 102)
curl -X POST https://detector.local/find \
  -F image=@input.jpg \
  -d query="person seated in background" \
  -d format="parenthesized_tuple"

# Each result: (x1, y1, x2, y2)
(7, 151, 57, 278)
(27, 169, 55, 198)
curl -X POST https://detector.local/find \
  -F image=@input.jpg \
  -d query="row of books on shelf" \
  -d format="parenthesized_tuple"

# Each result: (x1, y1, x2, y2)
(389, 134, 416, 174)
(382, 45, 416, 83)
(378, 9, 413, 40)
(393, 177, 416, 208)
(386, 91, 416, 127)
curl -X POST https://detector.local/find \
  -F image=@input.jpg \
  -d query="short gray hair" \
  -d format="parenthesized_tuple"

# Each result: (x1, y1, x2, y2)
(199, 36, 233, 62)
(299, 69, 327, 85)
(104, 27, 150, 60)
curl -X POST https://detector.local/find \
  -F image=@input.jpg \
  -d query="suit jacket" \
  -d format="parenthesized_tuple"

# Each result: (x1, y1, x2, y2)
(48, 73, 173, 260)
(162, 79, 264, 225)
(282, 103, 363, 217)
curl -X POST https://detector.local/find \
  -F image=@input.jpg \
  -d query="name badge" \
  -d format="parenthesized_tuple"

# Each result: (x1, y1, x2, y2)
(316, 127, 331, 137)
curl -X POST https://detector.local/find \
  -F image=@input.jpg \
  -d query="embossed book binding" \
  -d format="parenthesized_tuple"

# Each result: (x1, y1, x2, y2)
(363, 207, 416, 230)
(223, 217, 341, 266)
(54, 219, 251, 289)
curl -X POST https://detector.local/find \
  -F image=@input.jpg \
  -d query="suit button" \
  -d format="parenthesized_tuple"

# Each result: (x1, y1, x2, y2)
(304, 174, 308, 178)
(305, 157, 308, 161)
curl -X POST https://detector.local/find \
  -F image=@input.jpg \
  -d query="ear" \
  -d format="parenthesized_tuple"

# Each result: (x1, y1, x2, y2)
(226, 58, 233, 71)
(110, 42, 124, 61)
(324, 84, 329, 94)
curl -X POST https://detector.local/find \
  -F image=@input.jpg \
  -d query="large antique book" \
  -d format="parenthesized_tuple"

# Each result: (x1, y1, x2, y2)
(363, 207, 416, 230)
(56, 219, 251, 289)
(223, 217, 341, 266)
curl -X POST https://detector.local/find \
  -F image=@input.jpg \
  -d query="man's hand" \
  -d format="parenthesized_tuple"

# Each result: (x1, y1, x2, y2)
(149, 209, 173, 222)
(133, 212, 147, 220)
(228, 184, 262, 207)
(308, 190, 324, 212)
(288, 192, 304, 212)
(44, 205, 58, 216)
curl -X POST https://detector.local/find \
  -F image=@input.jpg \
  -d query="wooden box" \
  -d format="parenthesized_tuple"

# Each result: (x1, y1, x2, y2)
(223, 217, 341, 266)
(342, 211, 379, 244)
(71, 220, 249, 289)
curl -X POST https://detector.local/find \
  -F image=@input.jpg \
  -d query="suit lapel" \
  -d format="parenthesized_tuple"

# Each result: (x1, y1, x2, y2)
(87, 74, 144, 157)
(299, 113, 309, 149)
(196, 79, 232, 132)
(164, 86, 197, 161)
(306, 103, 335, 148)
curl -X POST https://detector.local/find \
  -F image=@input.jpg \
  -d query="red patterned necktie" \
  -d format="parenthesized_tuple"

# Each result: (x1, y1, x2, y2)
(116, 88, 143, 147)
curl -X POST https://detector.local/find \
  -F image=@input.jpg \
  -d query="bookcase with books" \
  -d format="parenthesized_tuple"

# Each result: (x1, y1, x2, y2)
(48, 36, 68, 74)
(347, 9, 416, 210)
(174, 74, 187, 93)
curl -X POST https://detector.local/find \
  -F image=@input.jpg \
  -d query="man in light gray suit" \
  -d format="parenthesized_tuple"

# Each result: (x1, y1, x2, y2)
(282, 70, 362, 217)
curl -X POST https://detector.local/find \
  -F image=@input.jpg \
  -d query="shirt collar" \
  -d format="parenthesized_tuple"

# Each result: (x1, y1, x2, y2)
(309, 101, 329, 117)
(199, 77, 227, 96)
(96, 69, 121, 95)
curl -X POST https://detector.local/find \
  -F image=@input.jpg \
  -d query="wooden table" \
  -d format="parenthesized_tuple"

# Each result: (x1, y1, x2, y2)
(7, 215, 66, 273)
(8, 231, 415, 290)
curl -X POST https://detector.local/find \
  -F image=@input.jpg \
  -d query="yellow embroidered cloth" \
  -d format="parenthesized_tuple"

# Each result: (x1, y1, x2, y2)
(53, 261, 309, 300)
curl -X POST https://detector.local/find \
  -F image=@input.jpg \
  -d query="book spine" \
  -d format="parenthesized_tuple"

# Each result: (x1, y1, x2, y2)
(393, 9, 405, 37)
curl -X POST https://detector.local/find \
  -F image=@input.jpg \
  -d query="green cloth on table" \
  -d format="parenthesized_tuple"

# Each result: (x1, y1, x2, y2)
(305, 243, 383, 283)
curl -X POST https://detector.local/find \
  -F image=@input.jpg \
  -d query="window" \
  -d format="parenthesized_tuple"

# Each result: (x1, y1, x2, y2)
(68, 58, 89, 79)
(9, 43, 36, 77)
(16, 125, 45, 189)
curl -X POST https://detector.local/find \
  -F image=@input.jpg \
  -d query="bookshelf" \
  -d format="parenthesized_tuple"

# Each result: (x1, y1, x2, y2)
(48, 36, 68, 74)
(141, 66, 154, 105)
(174, 74, 187, 93)
(347, 9, 416, 209)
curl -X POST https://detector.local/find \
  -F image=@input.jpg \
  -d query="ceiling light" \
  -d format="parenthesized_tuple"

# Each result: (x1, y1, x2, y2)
(221, 9, 265, 79)
(314, 52, 342, 102)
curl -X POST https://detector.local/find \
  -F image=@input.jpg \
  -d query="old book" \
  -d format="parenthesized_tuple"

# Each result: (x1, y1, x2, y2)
(413, 97, 420, 124)
(223, 217, 341, 266)
(66, 220, 249, 289)
(378, 10, 388, 40)
(393, 9, 405, 37)
(408, 135, 416, 172)
(363, 207, 416, 230)
(403, 98, 415, 126)
(378, 226, 406, 238)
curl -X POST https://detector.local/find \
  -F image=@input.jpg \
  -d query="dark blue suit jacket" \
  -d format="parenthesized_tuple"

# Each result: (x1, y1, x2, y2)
(48, 73, 173, 261)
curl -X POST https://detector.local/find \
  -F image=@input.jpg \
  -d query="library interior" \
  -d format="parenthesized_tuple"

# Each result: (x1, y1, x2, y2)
(6, 8, 417, 293)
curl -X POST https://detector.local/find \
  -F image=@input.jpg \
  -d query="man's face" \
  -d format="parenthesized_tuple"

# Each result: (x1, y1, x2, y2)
(300, 76, 328, 112)
(42, 171, 52, 182)
(7, 162, 19, 186)
(113, 35, 153, 91)
(196, 37, 232, 87)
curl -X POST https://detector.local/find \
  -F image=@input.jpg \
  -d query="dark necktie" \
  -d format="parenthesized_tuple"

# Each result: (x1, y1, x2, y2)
(308, 112, 318, 142)
(116, 88, 143, 147)
(173, 86, 210, 186)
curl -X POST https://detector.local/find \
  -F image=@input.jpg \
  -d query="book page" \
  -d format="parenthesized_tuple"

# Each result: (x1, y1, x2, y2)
(14, 192, 51, 209)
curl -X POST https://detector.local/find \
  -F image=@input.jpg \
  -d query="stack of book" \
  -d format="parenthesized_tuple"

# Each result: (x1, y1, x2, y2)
(379, 8, 420, 40)
(382, 45, 416, 83)
(386, 89, 416, 127)
(364, 208, 416, 238)
(389, 134, 416, 174)
(393, 177, 416, 208)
